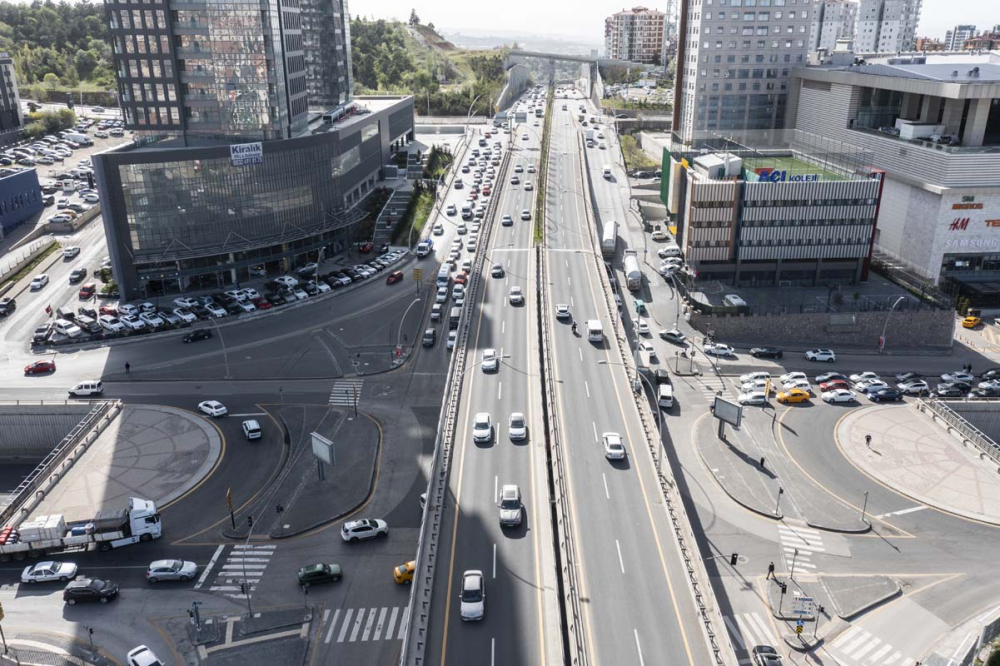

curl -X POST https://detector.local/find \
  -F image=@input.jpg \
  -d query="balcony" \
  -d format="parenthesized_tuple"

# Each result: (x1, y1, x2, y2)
(851, 125, 1000, 155)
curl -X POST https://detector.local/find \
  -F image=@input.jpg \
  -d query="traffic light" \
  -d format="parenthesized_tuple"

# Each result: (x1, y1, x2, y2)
(247, 514, 253, 528)
(730, 553, 738, 566)
(66, 93, 74, 109)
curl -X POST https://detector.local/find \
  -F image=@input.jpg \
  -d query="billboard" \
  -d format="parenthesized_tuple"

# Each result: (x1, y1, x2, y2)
(230, 142, 263, 167)
(712, 396, 742, 428)
(754, 167, 819, 182)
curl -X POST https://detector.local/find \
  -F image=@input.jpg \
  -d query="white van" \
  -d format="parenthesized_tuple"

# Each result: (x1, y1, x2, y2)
(416, 241, 432, 258)
(658, 384, 674, 409)
(437, 264, 451, 286)
(660, 243, 682, 258)
(723, 294, 747, 307)
(242, 419, 262, 440)
(587, 320, 604, 342)
(53, 318, 83, 338)
(461, 203, 473, 220)
(69, 380, 103, 397)
(602, 165, 612, 179)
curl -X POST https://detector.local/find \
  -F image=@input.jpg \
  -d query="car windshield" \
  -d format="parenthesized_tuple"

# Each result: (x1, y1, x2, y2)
(462, 584, 483, 602)
(88, 579, 107, 591)
(511, 416, 524, 427)
(500, 497, 520, 510)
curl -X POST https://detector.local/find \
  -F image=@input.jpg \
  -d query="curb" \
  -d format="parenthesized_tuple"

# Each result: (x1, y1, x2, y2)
(805, 519, 872, 534)
(783, 634, 825, 652)
(837, 584, 901, 621)
(695, 435, 783, 520)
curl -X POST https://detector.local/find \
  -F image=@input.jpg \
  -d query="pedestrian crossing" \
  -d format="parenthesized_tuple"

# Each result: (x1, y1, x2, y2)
(777, 523, 824, 574)
(329, 379, 364, 406)
(320, 605, 409, 644)
(206, 544, 276, 600)
(828, 625, 915, 666)
(722, 611, 777, 656)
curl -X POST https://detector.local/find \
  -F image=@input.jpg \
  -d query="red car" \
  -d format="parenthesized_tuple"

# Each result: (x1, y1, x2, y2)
(253, 297, 272, 310)
(482, 187, 492, 196)
(99, 305, 118, 317)
(358, 242, 374, 253)
(385, 270, 404, 285)
(454, 271, 468, 285)
(25, 360, 56, 375)
(820, 379, 850, 392)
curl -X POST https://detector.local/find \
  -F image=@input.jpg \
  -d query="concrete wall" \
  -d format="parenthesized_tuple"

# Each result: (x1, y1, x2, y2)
(495, 64, 532, 112)
(948, 402, 1000, 446)
(0, 404, 94, 459)
(689, 308, 954, 348)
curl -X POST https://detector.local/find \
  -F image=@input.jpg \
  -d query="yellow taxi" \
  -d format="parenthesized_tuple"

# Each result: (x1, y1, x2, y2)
(962, 316, 982, 329)
(776, 388, 810, 404)
(393, 560, 416, 585)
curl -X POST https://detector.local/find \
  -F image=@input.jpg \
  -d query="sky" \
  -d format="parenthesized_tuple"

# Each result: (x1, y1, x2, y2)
(362, 0, 996, 44)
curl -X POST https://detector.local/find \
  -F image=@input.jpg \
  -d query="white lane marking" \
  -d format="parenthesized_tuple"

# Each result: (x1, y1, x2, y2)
(565, 259, 568, 268)
(498, 382, 503, 400)
(323, 609, 329, 624)
(194, 545, 224, 589)
(502, 320, 505, 334)
(578, 348, 583, 362)
(229, 412, 268, 417)
(634, 629, 645, 666)
(603, 473, 610, 499)
(585, 381, 590, 398)
(568, 276, 572, 286)
(876, 505, 927, 519)
(570, 296, 574, 308)
(492, 637, 496, 666)
(495, 476, 498, 504)
(337, 609, 354, 642)
(592, 422, 598, 442)
(952, 634, 977, 661)
(493, 544, 497, 579)
(616, 540, 625, 573)
(979, 603, 1000, 623)
(324, 609, 340, 643)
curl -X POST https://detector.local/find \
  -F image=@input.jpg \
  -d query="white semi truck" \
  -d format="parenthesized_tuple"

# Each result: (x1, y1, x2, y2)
(623, 250, 642, 291)
(0, 497, 161, 561)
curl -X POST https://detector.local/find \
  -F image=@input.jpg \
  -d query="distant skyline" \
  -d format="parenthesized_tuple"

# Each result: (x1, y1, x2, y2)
(363, 0, 996, 45)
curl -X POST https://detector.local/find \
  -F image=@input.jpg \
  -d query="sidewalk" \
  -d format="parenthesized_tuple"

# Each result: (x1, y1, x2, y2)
(838, 404, 1000, 526)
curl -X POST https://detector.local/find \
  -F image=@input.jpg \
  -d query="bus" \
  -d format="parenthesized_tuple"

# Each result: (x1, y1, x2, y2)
(601, 220, 618, 258)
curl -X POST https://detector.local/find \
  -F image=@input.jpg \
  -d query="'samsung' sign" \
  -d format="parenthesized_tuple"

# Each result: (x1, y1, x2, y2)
(754, 167, 819, 182)
(230, 142, 263, 167)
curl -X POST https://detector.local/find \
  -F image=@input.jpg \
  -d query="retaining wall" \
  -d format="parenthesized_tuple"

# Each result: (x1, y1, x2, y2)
(0, 404, 95, 459)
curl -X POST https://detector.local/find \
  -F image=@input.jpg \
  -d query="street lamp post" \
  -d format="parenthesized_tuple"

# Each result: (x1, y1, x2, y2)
(879, 296, 906, 354)
(397, 297, 423, 348)
(599, 359, 664, 473)
(211, 318, 231, 380)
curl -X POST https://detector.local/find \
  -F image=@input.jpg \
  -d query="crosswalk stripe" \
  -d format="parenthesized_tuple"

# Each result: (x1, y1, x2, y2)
(373, 607, 388, 641)
(883, 652, 903, 664)
(325, 610, 339, 644)
(723, 616, 745, 650)
(833, 626, 864, 648)
(361, 608, 377, 641)
(338, 609, 354, 643)
(850, 636, 881, 660)
(842, 629, 873, 654)
(386, 607, 399, 639)
(397, 607, 409, 639)
(233, 544, 276, 549)
(745, 612, 776, 645)
(865, 644, 893, 663)
(349, 608, 365, 642)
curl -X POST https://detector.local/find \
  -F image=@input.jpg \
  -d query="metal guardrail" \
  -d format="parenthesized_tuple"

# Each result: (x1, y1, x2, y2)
(917, 398, 1000, 467)
(577, 128, 737, 666)
(401, 135, 512, 666)
(0, 400, 120, 527)
(536, 244, 590, 665)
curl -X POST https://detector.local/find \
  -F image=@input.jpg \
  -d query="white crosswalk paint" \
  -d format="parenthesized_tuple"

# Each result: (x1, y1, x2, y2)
(829, 625, 915, 666)
(207, 544, 276, 600)
(319, 606, 409, 644)
(777, 524, 825, 574)
(723, 612, 777, 653)
(330, 379, 364, 406)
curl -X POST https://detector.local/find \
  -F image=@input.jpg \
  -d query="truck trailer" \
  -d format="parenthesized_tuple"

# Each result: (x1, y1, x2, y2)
(623, 250, 642, 291)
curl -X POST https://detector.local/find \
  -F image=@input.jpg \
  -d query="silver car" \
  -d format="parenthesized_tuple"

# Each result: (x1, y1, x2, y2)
(21, 561, 78, 584)
(146, 559, 198, 583)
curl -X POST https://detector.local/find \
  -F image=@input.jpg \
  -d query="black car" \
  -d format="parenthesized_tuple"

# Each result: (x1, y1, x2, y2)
(422, 329, 436, 347)
(894, 371, 923, 383)
(63, 578, 119, 604)
(265, 292, 284, 306)
(68, 268, 88, 284)
(653, 369, 672, 385)
(224, 301, 242, 315)
(750, 346, 783, 359)
(32, 323, 52, 343)
(869, 388, 903, 402)
(0, 297, 15, 316)
(189, 304, 211, 319)
(815, 372, 848, 384)
(344, 269, 361, 282)
(78, 306, 97, 319)
(43, 195, 55, 206)
(979, 368, 1000, 381)
(302, 282, 318, 296)
(183, 329, 213, 343)
(971, 387, 1000, 399)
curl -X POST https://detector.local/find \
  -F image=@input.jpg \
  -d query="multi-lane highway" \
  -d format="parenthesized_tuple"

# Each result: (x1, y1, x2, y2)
(426, 94, 562, 666)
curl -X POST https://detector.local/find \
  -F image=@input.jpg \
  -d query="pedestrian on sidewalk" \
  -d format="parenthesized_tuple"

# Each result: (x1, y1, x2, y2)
(125, 361, 130, 374)
(766, 561, 775, 580)
(865, 434, 872, 448)
(759, 456, 766, 469)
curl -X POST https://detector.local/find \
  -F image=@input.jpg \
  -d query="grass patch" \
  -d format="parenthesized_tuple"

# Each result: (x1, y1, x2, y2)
(534, 86, 555, 244)
(742, 155, 846, 181)
(620, 134, 659, 170)
(392, 184, 436, 245)
(0, 240, 61, 293)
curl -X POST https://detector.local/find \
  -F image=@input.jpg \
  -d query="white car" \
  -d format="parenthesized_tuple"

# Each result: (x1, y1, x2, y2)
(704, 343, 735, 357)
(447, 330, 458, 350)
(521, 209, 531, 221)
(659, 328, 686, 344)
(472, 413, 492, 443)
(29, 274, 49, 290)
(120, 314, 146, 330)
(292, 288, 308, 300)
(528, 164, 535, 173)
(82, 193, 100, 204)
(274, 275, 299, 288)
(782, 379, 812, 392)
(498, 484, 523, 526)
(460, 570, 486, 621)
(779, 372, 807, 384)
(898, 379, 930, 394)
(978, 379, 1000, 390)
(173, 297, 198, 309)
(98, 315, 125, 332)
(140, 312, 164, 328)
(822, 389, 857, 403)
(241, 288, 261, 301)
(739, 391, 769, 406)
(805, 349, 836, 362)
(457, 223, 468, 235)
(509, 286, 524, 305)
(197, 400, 227, 417)
(446, 205, 457, 216)
(524, 181, 533, 191)
(657, 249, 683, 260)
(21, 561, 78, 584)
(435, 223, 446, 235)
(603, 432, 626, 460)
(651, 230, 669, 241)
(237, 300, 257, 312)
(508, 412, 527, 440)
(481, 348, 499, 372)
(636, 319, 650, 335)
(857, 380, 889, 394)
(452, 284, 466, 301)
(205, 303, 227, 317)
(555, 304, 571, 319)
(341, 518, 388, 542)
(172, 308, 197, 323)
(638, 340, 657, 359)
(436, 287, 448, 304)
(741, 379, 769, 393)
(740, 371, 771, 383)
(941, 371, 974, 383)
(126, 645, 163, 666)
(159, 310, 181, 325)
(849, 371, 880, 384)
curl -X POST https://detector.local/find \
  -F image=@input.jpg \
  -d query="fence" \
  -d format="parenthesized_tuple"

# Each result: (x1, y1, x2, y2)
(916, 398, 1000, 468)
(0, 235, 56, 290)
(400, 135, 510, 666)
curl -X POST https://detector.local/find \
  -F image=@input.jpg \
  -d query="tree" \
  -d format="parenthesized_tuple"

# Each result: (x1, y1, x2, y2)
(43, 72, 59, 91)
(74, 49, 99, 80)
(409, 9, 420, 26)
